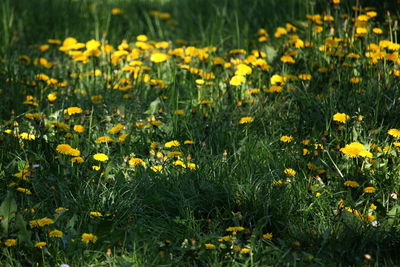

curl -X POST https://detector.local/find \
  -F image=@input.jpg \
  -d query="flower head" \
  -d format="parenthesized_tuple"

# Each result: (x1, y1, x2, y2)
(333, 113, 350, 123)
(93, 153, 109, 162)
(81, 233, 97, 244)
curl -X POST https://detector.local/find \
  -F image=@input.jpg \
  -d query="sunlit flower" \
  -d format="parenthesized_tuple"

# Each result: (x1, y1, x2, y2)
(204, 243, 215, 249)
(93, 153, 109, 162)
(226, 226, 245, 232)
(81, 233, 97, 244)
(90, 211, 103, 217)
(284, 168, 296, 176)
(49, 230, 63, 238)
(73, 125, 85, 133)
(239, 117, 253, 124)
(344, 180, 359, 187)
(35, 242, 46, 248)
(333, 113, 350, 123)
(388, 129, 400, 138)
(340, 142, 372, 158)
(280, 135, 293, 143)
(262, 233, 273, 240)
(165, 140, 180, 148)
(363, 187, 376, 193)
(64, 107, 83, 116)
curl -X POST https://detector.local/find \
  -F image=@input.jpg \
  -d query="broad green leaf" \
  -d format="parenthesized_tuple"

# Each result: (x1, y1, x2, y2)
(0, 192, 17, 235)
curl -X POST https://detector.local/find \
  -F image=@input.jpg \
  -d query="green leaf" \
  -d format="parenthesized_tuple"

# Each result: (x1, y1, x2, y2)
(15, 214, 32, 246)
(145, 98, 160, 115)
(0, 192, 17, 235)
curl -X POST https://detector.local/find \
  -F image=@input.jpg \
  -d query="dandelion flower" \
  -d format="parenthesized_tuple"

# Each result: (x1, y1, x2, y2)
(388, 129, 400, 138)
(64, 107, 83, 116)
(280, 135, 294, 143)
(344, 180, 360, 187)
(49, 230, 63, 238)
(73, 125, 85, 133)
(333, 113, 350, 123)
(229, 75, 246, 86)
(81, 233, 97, 244)
(340, 142, 372, 158)
(150, 52, 168, 63)
(363, 187, 376, 193)
(165, 140, 180, 148)
(284, 168, 296, 176)
(56, 144, 72, 155)
(262, 233, 273, 240)
(90, 211, 103, 217)
(239, 117, 253, 124)
(93, 153, 108, 162)
(226, 226, 245, 232)
(35, 242, 46, 248)
(204, 243, 215, 249)
(4, 239, 17, 247)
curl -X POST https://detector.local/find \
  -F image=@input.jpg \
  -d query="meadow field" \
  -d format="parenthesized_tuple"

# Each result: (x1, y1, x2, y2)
(1, 0, 400, 265)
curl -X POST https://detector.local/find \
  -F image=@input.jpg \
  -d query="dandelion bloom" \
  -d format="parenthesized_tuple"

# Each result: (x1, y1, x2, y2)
(73, 125, 85, 133)
(151, 165, 163, 172)
(284, 168, 296, 176)
(240, 248, 251, 254)
(333, 113, 350, 123)
(388, 129, 400, 138)
(340, 142, 372, 158)
(49, 230, 63, 238)
(71, 157, 84, 163)
(93, 153, 109, 162)
(108, 124, 124, 134)
(363, 187, 376, 193)
(18, 132, 36, 141)
(235, 64, 252, 76)
(165, 140, 180, 148)
(239, 117, 253, 124)
(262, 233, 273, 240)
(344, 180, 360, 187)
(64, 107, 83, 115)
(229, 75, 245, 86)
(298, 74, 312, 80)
(280, 135, 294, 143)
(150, 52, 168, 63)
(96, 136, 115, 143)
(56, 144, 72, 155)
(81, 233, 97, 244)
(35, 242, 46, 248)
(90, 211, 103, 217)
(226, 226, 245, 232)
(4, 239, 17, 247)
(204, 243, 215, 249)
(17, 187, 32, 195)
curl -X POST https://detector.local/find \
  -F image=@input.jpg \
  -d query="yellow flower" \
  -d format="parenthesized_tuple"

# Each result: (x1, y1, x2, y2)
(195, 79, 205, 85)
(226, 226, 245, 232)
(17, 187, 32, 195)
(47, 93, 57, 102)
(136, 34, 148, 41)
(388, 129, 400, 138)
(165, 140, 180, 148)
(280, 135, 294, 143)
(363, 187, 376, 193)
(280, 55, 295, 64)
(92, 165, 100, 171)
(71, 157, 84, 163)
(93, 153, 109, 162)
(229, 75, 245, 86)
(111, 8, 123, 15)
(262, 233, 273, 240)
(344, 180, 360, 187)
(333, 113, 350, 123)
(90, 211, 103, 217)
(73, 125, 85, 133)
(239, 117, 253, 124)
(340, 142, 372, 158)
(49, 230, 63, 238)
(18, 132, 36, 141)
(284, 168, 296, 176)
(350, 77, 361, 84)
(68, 148, 81, 157)
(81, 233, 97, 244)
(235, 64, 252, 76)
(35, 242, 46, 248)
(129, 158, 146, 167)
(151, 165, 163, 172)
(108, 124, 124, 134)
(64, 107, 83, 115)
(150, 52, 168, 63)
(240, 248, 251, 254)
(270, 74, 285, 85)
(332, 0, 340, 5)
(4, 239, 17, 247)
(298, 74, 312, 80)
(204, 243, 215, 249)
(96, 136, 115, 143)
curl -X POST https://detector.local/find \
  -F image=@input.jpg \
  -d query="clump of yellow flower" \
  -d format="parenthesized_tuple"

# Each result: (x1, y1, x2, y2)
(280, 135, 294, 143)
(388, 129, 400, 138)
(340, 142, 372, 158)
(284, 168, 296, 176)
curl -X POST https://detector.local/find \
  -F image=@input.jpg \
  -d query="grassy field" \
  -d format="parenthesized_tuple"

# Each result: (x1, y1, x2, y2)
(1, 0, 400, 266)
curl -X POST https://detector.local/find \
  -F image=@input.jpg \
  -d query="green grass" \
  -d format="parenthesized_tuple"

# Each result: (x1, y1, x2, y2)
(1, 0, 400, 266)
